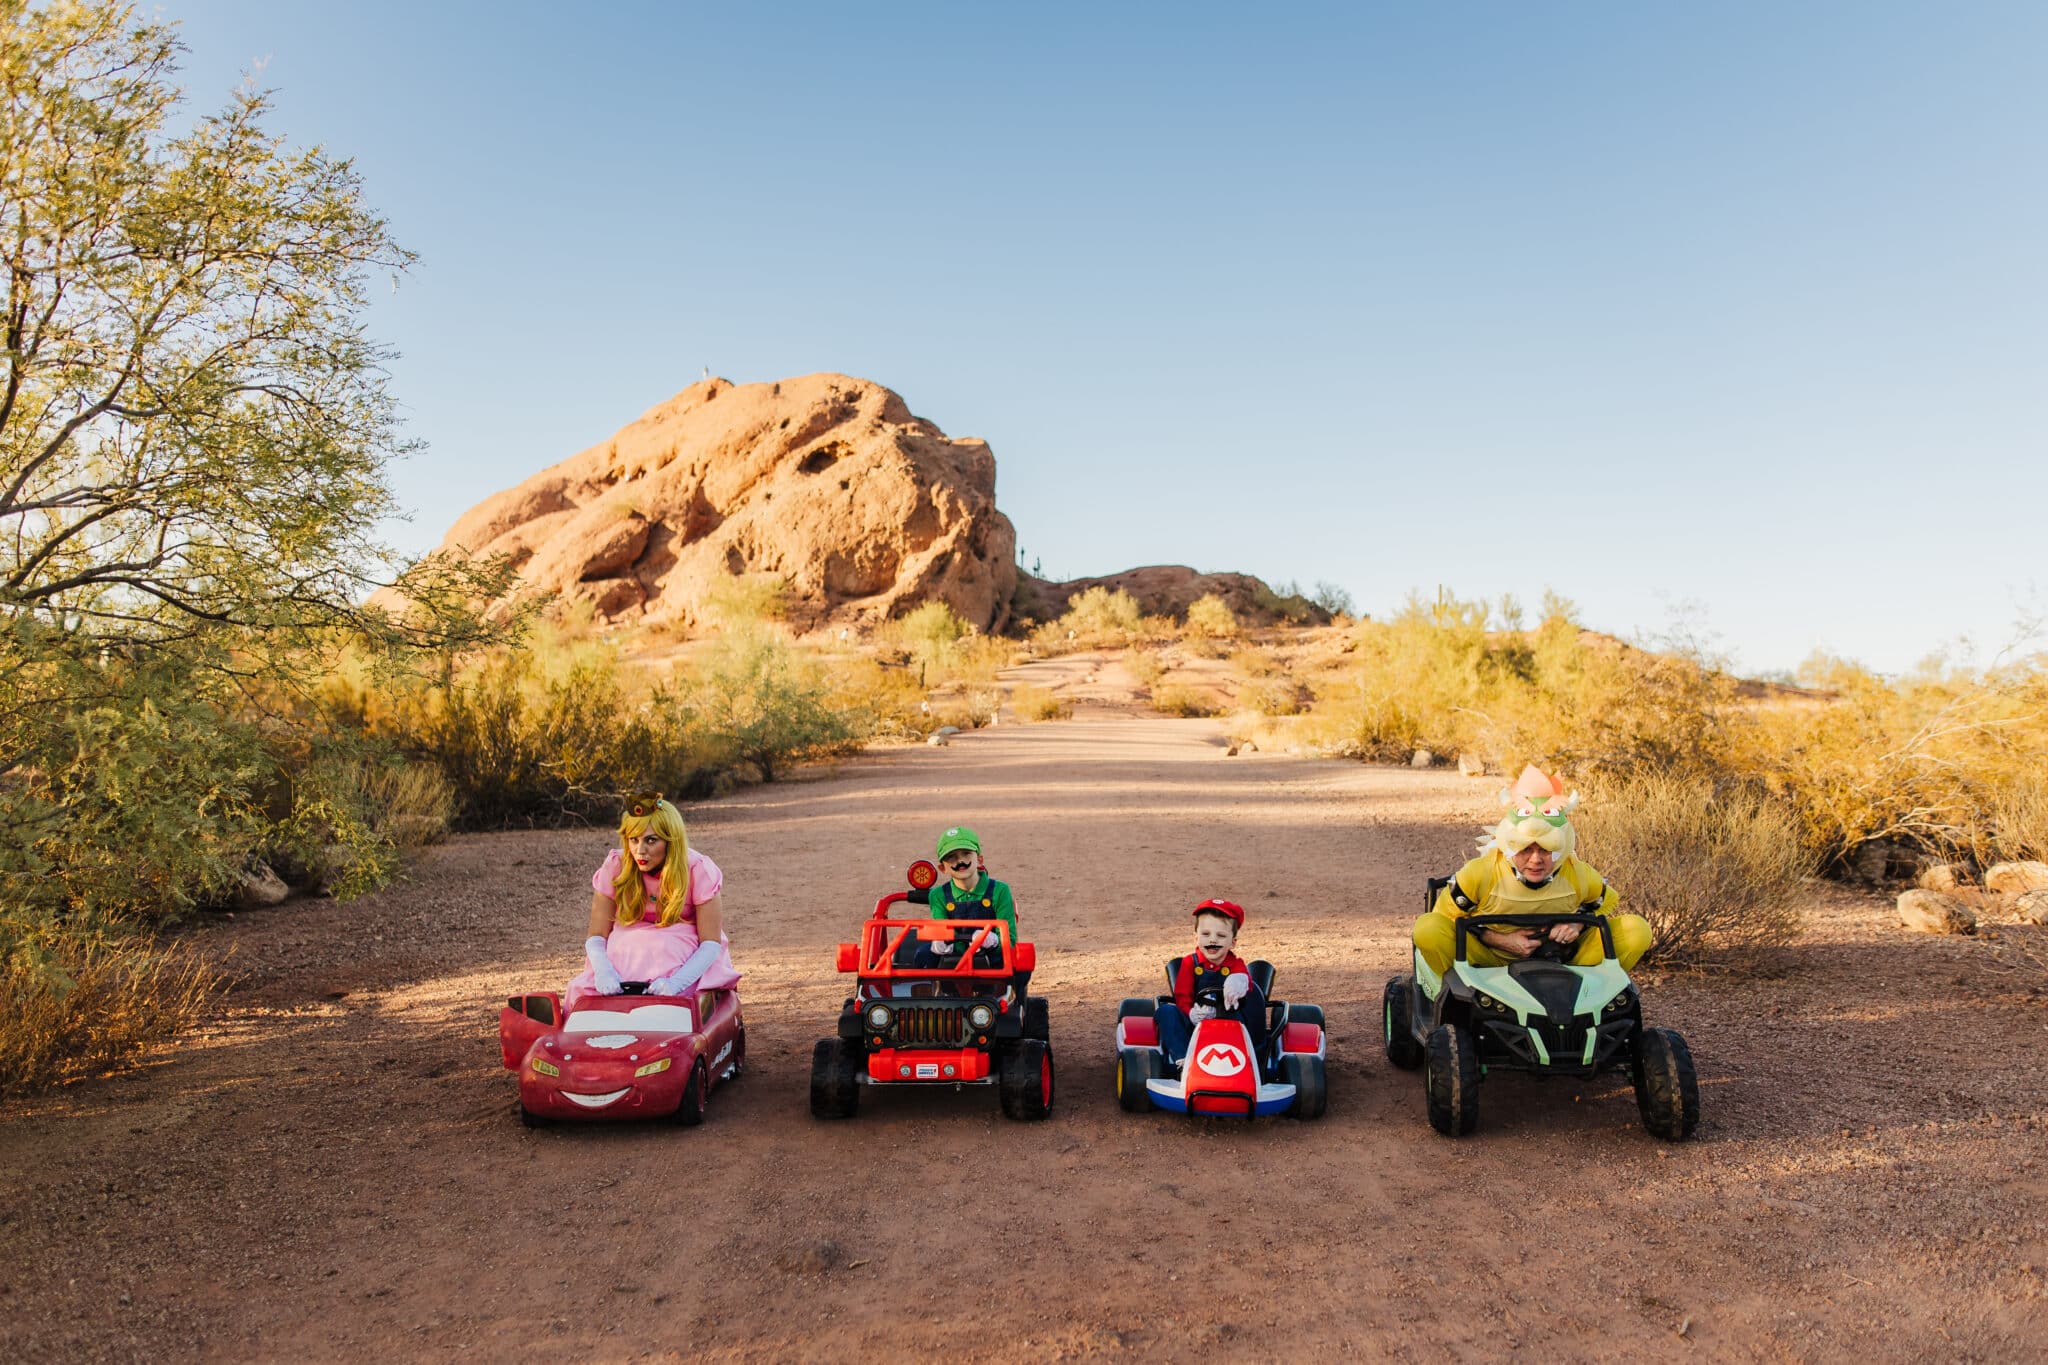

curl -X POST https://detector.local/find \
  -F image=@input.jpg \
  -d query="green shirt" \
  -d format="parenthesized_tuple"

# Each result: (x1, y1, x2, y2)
(912, 873, 1018, 939)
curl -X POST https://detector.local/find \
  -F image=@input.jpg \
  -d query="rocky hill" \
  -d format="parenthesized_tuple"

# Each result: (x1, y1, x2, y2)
(415, 374, 1018, 632)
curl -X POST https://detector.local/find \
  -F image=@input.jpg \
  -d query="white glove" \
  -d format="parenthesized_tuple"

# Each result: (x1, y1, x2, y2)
(651, 941, 723, 996)
(1222, 973, 1249, 1010)
(1188, 1004, 1217, 1023)
(931, 936, 959, 955)
(585, 935, 622, 995)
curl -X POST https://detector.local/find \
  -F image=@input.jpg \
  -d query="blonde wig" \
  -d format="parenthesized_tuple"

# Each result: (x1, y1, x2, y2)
(612, 793, 692, 928)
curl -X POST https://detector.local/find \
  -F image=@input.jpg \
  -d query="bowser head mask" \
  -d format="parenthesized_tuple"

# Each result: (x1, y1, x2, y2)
(1480, 765, 1580, 860)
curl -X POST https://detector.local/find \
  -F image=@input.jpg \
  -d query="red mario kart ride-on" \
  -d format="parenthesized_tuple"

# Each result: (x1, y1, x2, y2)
(499, 982, 744, 1127)
(1114, 963, 1328, 1118)
(810, 860, 1053, 1121)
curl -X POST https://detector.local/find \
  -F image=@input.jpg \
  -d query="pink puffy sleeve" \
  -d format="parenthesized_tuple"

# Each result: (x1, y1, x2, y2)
(592, 848, 624, 896)
(687, 848, 723, 907)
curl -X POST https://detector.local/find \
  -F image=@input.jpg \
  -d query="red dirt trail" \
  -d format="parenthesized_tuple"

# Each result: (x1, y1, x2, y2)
(2, 717, 2044, 1361)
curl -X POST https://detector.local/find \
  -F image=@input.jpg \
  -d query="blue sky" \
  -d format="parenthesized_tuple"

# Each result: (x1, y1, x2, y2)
(166, 1, 2048, 675)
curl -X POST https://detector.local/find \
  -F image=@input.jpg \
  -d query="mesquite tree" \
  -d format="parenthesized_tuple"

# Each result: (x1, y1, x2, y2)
(1, 0, 498, 652)
(0, 1, 504, 939)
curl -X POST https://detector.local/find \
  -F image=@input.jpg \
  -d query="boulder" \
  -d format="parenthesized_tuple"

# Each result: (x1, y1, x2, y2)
(1896, 889, 1977, 936)
(1915, 862, 1968, 894)
(2012, 889, 2048, 926)
(1410, 749, 1437, 769)
(1984, 861, 2048, 895)
(386, 374, 1018, 634)
(237, 862, 290, 911)
(1457, 752, 1485, 777)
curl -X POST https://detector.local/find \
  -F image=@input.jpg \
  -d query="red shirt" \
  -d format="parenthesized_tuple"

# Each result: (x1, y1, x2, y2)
(1172, 950, 1248, 1014)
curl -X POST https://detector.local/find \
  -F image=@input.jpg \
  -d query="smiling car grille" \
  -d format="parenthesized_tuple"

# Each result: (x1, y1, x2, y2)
(892, 1004, 969, 1045)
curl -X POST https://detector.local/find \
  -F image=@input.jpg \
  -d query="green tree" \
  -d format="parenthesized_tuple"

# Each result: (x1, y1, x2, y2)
(1, 0, 502, 652)
(0, 0, 504, 933)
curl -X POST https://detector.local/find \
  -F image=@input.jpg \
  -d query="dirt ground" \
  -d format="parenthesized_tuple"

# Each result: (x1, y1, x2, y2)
(3, 713, 2045, 1362)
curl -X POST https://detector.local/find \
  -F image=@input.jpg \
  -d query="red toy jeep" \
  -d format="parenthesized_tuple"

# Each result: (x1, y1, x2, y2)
(809, 861, 1053, 1120)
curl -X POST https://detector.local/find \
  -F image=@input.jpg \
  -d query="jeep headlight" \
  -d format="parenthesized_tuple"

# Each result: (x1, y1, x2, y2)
(1603, 991, 1635, 1016)
(968, 1003, 995, 1029)
(531, 1058, 560, 1077)
(634, 1057, 672, 1077)
(1476, 992, 1508, 1014)
(865, 1004, 892, 1031)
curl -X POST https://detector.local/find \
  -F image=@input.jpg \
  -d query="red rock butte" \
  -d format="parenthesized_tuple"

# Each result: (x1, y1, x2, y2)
(414, 373, 1019, 633)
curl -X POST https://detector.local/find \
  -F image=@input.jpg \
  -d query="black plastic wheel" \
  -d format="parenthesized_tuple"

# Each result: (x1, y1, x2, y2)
(1282, 1052, 1327, 1119)
(1116, 1046, 1159, 1112)
(1424, 1023, 1480, 1136)
(1383, 976, 1425, 1071)
(726, 1025, 746, 1080)
(674, 1060, 708, 1127)
(1022, 996, 1051, 1041)
(999, 1038, 1055, 1120)
(1286, 1003, 1325, 1029)
(1633, 1026, 1700, 1141)
(1116, 997, 1154, 1021)
(517, 1101, 548, 1129)
(809, 1038, 861, 1119)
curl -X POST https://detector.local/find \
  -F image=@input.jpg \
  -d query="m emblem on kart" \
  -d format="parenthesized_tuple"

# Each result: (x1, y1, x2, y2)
(1195, 1043, 1246, 1076)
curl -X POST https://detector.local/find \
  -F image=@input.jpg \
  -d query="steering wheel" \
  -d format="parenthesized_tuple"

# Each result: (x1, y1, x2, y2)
(1192, 985, 1228, 1015)
(618, 981, 649, 996)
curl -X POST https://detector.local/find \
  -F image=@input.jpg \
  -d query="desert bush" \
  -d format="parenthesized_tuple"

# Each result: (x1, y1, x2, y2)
(1185, 594, 1239, 639)
(693, 630, 862, 781)
(1062, 587, 1143, 639)
(0, 934, 220, 1101)
(1253, 580, 1323, 625)
(702, 573, 791, 628)
(1126, 650, 1166, 688)
(1240, 679, 1309, 717)
(1231, 647, 1279, 678)
(1153, 684, 1222, 718)
(1310, 581, 1357, 618)
(1010, 685, 1072, 722)
(1574, 773, 1811, 966)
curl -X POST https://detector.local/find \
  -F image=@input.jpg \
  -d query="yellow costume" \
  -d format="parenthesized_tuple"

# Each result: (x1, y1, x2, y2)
(1412, 765, 1653, 974)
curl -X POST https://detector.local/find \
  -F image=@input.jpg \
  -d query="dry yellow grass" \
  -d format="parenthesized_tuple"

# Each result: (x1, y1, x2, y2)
(0, 938, 220, 1100)
(1010, 684, 1072, 721)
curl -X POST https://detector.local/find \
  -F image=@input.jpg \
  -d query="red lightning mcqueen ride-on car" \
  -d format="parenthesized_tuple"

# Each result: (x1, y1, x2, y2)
(1114, 961, 1328, 1118)
(810, 860, 1053, 1121)
(498, 983, 745, 1127)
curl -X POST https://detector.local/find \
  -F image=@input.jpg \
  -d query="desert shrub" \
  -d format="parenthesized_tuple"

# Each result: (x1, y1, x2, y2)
(1253, 580, 1322, 625)
(1062, 587, 1143, 639)
(0, 934, 220, 1101)
(1574, 773, 1812, 966)
(1185, 594, 1239, 639)
(1011, 685, 1072, 722)
(1241, 679, 1309, 717)
(1310, 581, 1357, 618)
(1126, 650, 1166, 688)
(702, 573, 791, 627)
(693, 631, 862, 781)
(1153, 684, 1222, 718)
(1231, 647, 1279, 678)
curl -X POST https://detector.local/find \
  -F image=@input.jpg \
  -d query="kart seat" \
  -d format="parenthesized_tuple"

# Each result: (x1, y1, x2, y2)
(1425, 874, 1453, 915)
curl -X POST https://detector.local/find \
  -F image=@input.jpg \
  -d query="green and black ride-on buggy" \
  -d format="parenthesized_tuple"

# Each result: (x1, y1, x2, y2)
(1383, 876, 1699, 1141)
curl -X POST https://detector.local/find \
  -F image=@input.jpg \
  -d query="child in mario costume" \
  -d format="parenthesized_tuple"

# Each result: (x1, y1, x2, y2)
(1154, 899, 1268, 1071)
(908, 826, 1029, 996)
(1413, 764, 1653, 976)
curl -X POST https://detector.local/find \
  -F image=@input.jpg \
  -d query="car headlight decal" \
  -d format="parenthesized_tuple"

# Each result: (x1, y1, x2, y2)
(634, 1058, 672, 1077)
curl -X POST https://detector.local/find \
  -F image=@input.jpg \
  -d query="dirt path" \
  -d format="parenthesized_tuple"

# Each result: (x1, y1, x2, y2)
(3, 716, 2044, 1361)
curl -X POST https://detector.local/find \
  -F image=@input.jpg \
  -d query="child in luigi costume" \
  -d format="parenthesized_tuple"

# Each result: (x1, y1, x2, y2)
(909, 826, 1028, 997)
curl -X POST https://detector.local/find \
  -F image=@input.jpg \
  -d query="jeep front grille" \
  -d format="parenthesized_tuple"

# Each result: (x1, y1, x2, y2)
(892, 1005, 968, 1046)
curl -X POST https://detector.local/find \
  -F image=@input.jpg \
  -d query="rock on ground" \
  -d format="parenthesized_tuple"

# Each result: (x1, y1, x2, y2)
(1984, 860, 2048, 895)
(2012, 889, 2048, 925)
(1896, 888, 1977, 935)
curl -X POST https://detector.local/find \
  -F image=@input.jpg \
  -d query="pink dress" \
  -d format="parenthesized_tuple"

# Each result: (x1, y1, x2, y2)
(565, 847, 741, 1008)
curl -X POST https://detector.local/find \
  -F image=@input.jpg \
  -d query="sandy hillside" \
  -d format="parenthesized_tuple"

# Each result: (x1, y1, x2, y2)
(1, 712, 2044, 1362)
